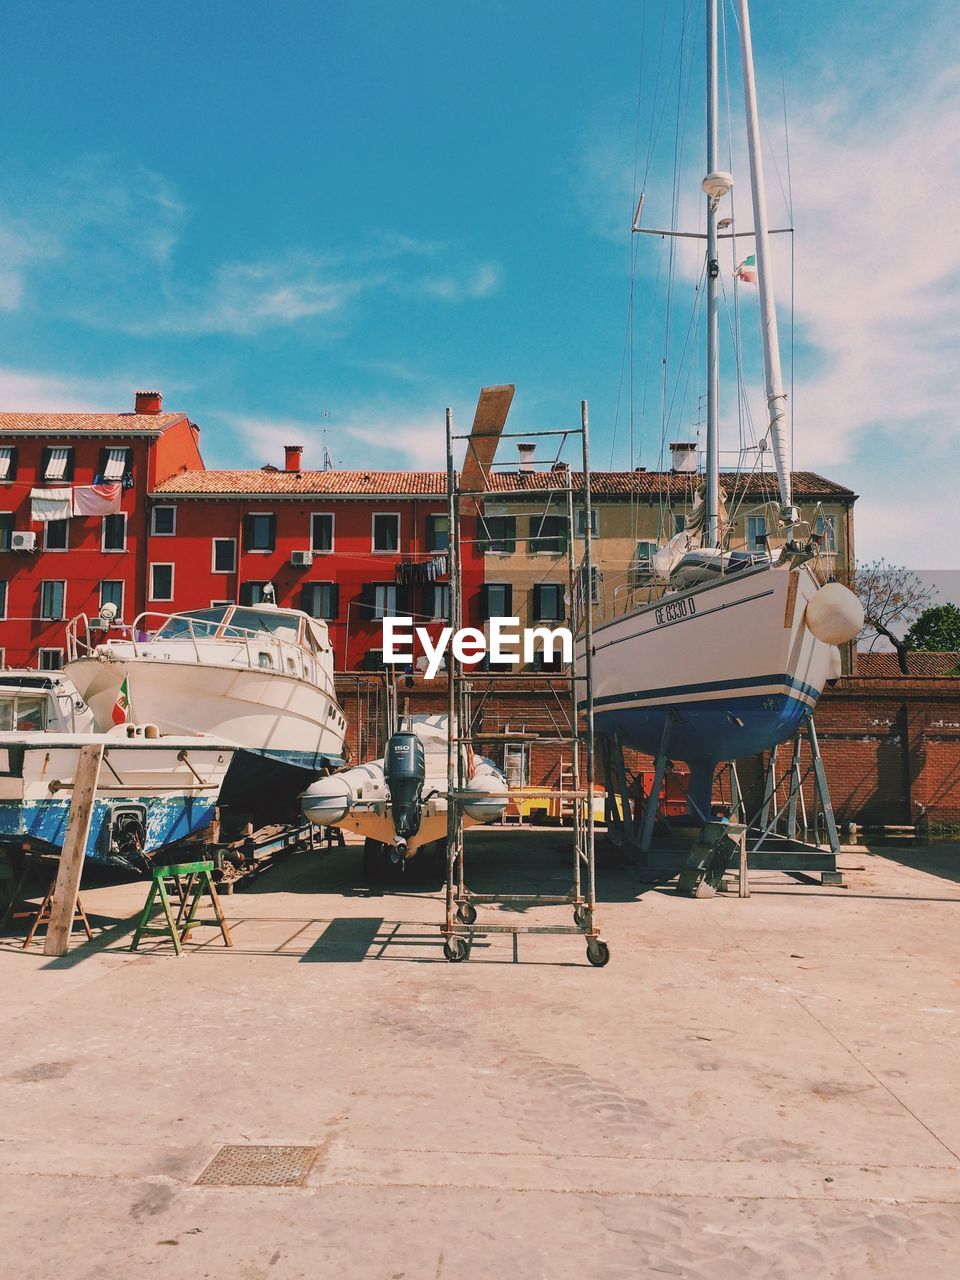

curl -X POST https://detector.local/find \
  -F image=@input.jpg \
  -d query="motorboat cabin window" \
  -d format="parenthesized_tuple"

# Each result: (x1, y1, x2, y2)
(40, 580, 65, 620)
(226, 608, 300, 640)
(426, 515, 449, 552)
(746, 515, 767, 553)
(101, 448, 130, 482)
(311, 514, 334, 553)
(151, 505, 176, 535)
(212, 538, 237, 573)
(0, 693, 47, 730)
(150, 563, 174, 601)
(153, 609, 227, 640)
(0, 446, 16, 481)
(257, 651, 275, 669)
(42, 446, 73, 482)
(44, 519, 69, 552)
(372, 513, 400, 553)
(102, 513, 127, 552)
(244, 513, 276, 553)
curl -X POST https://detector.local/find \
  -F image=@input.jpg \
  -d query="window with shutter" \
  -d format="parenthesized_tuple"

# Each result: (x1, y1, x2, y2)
(480, 583, 512, 620)
(43, 447, 72, 481)
(244, 513, 276, 552)
(529, 514, 567, 555)
(0, 447, 15, 481)
(103, 448, 129, 481)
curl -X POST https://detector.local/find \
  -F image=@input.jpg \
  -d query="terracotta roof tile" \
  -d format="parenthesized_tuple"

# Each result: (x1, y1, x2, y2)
(154, 468, 855, 499)
(0, 411, 189, 435)
(857, 652, 960, 677)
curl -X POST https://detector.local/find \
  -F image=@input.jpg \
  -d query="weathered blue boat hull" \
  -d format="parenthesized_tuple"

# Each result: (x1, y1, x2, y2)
(0, 795, 219, 871)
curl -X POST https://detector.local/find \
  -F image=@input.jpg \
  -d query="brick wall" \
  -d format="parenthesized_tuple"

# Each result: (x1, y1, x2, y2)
(335, 672, 960, 827)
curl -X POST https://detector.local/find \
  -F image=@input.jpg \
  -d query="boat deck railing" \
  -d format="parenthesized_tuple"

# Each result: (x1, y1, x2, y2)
(66, 611, 325, 686)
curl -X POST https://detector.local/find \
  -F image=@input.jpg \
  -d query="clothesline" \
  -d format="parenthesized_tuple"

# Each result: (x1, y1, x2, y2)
(394, 554, 448, 585)
(29, 483, 123, 522)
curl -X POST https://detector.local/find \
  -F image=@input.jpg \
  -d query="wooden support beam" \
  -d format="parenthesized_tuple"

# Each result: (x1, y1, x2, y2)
(42, 744, 103, 957)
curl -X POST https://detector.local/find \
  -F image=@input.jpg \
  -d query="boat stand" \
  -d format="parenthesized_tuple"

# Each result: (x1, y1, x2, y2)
(599, 714, 843, 886)
(441, 393, 609, 966)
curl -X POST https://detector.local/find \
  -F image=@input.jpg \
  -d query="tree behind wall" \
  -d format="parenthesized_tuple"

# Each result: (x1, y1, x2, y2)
(848, 560, 936, 675)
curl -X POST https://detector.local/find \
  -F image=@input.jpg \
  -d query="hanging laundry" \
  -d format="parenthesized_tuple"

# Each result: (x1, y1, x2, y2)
(30, 487, 73, 523)
(72, 483, 122, 516)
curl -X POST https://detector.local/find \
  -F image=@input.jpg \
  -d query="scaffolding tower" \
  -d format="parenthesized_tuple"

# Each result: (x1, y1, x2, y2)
(441, 388, 609, 966)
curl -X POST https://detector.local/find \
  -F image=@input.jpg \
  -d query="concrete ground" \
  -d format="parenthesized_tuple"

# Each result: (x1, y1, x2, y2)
(2, 830, 960, 1279)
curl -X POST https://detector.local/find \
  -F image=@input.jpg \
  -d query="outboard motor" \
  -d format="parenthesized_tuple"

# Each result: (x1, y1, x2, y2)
(383, 731, 426, 859)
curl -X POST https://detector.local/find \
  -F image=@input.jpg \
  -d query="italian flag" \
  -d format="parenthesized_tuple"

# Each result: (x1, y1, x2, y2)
(112, 677, 130, 725)
(735, 254, 757, 284)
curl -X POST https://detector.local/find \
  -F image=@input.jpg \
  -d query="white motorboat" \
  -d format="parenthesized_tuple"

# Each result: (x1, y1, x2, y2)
(65, 602, 347, 816)
(580, 0, 862, 819)
(0, 672, 235, 870)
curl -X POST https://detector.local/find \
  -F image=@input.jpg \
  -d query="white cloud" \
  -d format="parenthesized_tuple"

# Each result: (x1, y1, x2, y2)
(0, 155, 502, 338)
(0, 366, 113, 412)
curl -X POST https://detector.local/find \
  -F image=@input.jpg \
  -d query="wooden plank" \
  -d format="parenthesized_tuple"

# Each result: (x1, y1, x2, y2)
(459, 384, 515, 508)
(42, 743, 103, 957)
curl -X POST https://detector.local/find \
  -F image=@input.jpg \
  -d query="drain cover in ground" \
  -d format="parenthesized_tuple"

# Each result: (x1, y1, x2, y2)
(196, 1145, 321, 1187)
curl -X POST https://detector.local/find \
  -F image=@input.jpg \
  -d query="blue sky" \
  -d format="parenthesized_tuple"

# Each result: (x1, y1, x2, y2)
(0, 0, 957, 577)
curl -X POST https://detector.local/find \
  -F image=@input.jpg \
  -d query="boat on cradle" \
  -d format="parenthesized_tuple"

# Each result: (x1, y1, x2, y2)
(580, 0, 862, 821)
(302, 714, 508, 875)
(65, 602, 347, 820)
(0, 673, 235, 871)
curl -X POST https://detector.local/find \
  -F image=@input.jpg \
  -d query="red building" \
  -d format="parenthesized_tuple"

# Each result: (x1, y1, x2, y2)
(0, 393, 203, 670)
(148, 455, 481, 670)
(0, 395, 480, 671)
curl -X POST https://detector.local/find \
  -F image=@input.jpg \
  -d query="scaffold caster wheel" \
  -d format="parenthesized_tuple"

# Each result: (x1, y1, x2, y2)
(573, 905, 589, 929)
(586, 939, 610, 968)
(444, 937, 468, 963)
(456, 903, 477, 925)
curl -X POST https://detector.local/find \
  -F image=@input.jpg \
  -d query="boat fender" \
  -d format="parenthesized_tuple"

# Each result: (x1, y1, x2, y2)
(804, 582, 864, 645)
(827, 645, 842, 681)
(462, 767, 509, 823)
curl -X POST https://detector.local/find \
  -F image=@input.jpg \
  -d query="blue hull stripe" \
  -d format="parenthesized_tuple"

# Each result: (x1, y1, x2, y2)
(581, 671, 821, 712)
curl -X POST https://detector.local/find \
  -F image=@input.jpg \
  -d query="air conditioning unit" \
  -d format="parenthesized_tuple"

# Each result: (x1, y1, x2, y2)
(10, 531, 37, 552)
(290, 549, 314, 568)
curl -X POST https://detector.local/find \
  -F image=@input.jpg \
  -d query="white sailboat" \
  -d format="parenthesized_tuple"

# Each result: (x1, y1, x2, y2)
(583, 0, 862, 820)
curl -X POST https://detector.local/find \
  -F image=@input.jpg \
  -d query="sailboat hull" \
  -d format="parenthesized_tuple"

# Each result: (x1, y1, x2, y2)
(583, 563, 834, 815)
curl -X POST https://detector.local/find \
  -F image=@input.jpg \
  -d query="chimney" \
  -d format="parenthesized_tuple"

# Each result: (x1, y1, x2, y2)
(135, 390, 162, 415)
(284, 444, 304, 472)
(517, 443, 536, 472)
(670, 442, 697, 474)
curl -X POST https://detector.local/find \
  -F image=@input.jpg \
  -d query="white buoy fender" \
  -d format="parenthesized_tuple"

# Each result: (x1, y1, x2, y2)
(804, 583, 864, 645)
(462, 766, 509, 823)
(827, 645, 843, 681)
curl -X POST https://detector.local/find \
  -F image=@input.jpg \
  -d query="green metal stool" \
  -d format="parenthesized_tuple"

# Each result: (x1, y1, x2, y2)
(131, 860, 233, 956)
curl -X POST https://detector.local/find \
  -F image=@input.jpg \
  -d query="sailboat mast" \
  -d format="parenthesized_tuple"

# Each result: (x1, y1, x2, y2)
(704, 0, 720, 549)
(736, 0, 798, 529)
